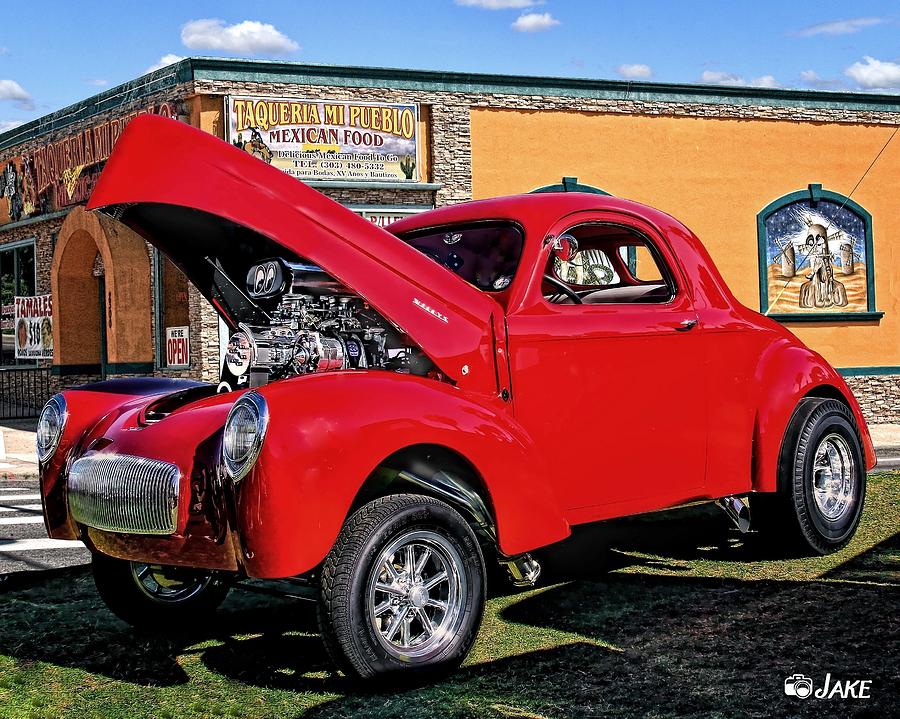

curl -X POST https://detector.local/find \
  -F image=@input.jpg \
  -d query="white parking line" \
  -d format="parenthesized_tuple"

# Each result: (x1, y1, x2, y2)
(0, 494, 40, 502)
(0, 538, 85, 552)
(0, 515, 44, 525)
(0, 487, 28, 492)
(0, 504, 42, 513)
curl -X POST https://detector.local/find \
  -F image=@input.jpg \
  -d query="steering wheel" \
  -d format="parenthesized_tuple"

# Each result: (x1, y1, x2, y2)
(543, 274, 582, 304)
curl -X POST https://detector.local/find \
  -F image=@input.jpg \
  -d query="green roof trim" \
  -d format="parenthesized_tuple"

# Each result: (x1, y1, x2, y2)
(187, 58, 900, 112)
(837, 366, 900, 377)
(3, 57, 900, 152)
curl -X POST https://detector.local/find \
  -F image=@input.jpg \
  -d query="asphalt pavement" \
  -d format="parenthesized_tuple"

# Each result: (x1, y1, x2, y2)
(0, 475, 90, 578)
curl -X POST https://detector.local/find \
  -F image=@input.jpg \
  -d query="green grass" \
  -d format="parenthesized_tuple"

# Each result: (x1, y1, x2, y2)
(1, 472, 897, 719)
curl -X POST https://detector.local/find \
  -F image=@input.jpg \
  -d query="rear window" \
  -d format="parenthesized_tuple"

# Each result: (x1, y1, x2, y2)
(399, 222, 525, 292)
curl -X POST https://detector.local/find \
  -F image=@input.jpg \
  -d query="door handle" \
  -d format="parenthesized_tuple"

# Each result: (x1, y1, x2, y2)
(674, 319, 698, 332)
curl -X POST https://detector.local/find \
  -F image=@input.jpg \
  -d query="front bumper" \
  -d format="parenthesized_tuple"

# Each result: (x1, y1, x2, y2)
(49, 449, 243, 575)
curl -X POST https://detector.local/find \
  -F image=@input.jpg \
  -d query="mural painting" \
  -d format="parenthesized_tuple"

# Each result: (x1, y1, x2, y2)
(762, 197, 870, 315)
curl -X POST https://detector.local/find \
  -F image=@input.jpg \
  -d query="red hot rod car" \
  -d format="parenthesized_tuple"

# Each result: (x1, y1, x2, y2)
(38, 116, 874, 679)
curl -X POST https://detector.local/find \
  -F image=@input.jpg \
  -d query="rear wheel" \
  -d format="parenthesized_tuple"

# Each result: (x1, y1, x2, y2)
(92, 554, 230, 629)
(751, 397, 866, 555)
(318, 494, 486, 679)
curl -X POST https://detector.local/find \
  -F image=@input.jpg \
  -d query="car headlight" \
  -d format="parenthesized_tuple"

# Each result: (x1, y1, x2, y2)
(36, 394, 67, 463)
(222, 391, 268, 482)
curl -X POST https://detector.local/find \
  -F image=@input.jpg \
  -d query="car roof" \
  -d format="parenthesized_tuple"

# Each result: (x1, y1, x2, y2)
(388, 192, 678, 238)
(388, 191, 742, 317)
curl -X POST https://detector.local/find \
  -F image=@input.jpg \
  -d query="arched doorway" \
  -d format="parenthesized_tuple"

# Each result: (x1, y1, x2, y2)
(51, 206, 153, 382)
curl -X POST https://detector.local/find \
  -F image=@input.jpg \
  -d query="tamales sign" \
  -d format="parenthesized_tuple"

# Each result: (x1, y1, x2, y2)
(225, 96, 420, 183)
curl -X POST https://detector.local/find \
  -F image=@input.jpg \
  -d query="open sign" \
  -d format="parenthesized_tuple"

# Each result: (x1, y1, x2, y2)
(165, 326, 190, 369)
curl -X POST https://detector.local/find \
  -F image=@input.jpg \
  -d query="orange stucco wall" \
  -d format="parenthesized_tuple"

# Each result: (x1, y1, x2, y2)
(470, 108, 899, 370)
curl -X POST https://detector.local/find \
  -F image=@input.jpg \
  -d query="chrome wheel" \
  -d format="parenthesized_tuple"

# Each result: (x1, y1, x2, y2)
(366, 529, 466, 661)
(811, 433, 856, 522)
(130, 563, 214, 604)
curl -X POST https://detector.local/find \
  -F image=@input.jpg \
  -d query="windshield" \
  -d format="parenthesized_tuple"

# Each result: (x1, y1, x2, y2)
(399, 222, 524, 292)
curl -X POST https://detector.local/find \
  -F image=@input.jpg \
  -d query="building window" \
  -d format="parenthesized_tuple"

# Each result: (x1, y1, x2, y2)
(0, 239, 36, 366)
(153, 249, 191, 369)
(757, 184, 880, 321)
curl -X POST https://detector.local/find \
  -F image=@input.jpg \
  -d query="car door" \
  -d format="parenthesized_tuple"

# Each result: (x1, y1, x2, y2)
(506, 210, 708, 521)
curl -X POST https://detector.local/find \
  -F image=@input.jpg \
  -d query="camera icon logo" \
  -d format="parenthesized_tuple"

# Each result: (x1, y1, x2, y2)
(784, 674, 814, 699)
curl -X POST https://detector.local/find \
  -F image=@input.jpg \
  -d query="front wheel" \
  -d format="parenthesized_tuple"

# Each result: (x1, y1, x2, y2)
(751, 397, 866, 555)
(318, 494, 486, 679)
(92, 554, 231, 629)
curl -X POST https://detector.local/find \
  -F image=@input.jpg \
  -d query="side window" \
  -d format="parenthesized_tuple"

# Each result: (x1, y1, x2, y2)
(620, 244, 664, 283)
(544, 223, 675, 305)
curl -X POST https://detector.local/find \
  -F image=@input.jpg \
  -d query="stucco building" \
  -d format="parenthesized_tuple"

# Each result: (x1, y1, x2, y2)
(1, 58, 897, 421)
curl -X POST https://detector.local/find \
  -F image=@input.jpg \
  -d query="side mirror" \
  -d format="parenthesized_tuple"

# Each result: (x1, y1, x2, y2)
(551, 233, 579, 262)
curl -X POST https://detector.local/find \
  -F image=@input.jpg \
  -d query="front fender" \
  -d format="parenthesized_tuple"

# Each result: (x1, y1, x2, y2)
(41, 377, 208, 539)
(752, 340, 875, 493)
(238, 372, 570, 578)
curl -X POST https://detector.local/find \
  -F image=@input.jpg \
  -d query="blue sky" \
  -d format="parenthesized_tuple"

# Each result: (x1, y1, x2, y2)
(1, 0, 898, 131)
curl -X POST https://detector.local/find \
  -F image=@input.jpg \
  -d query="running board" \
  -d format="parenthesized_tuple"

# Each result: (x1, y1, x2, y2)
(717, 496, 751, 533)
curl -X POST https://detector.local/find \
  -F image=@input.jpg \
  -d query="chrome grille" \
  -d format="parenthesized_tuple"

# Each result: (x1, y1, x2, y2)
(67, 454, 181, 535)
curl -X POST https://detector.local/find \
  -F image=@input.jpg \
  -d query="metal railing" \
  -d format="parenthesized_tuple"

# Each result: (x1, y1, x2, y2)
(0, 367, 51, 419)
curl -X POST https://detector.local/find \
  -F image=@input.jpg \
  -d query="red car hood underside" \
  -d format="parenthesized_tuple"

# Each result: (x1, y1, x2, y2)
(87, 115, 501, 394)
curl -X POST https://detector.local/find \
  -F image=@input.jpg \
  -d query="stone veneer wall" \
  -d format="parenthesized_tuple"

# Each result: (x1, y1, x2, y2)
(845, 375, 900, 424)
(0, 214, 66, 403)
(0, 213, 62, 298)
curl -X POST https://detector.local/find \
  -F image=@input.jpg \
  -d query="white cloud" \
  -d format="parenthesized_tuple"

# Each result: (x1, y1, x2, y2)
(456, 0, 542, 7)
(800, 69, 845, 90)
(0, 79, 33, 111)
(85, 78, 108, 87)
(700, 70, 744, 86)
(752, 75, 779, 88)
(616, 63, 652, 79)
(181, 19, 299, 55)
(845, 56, 900, 89)
(796, 17, 883, 37)
(145, 54, 185, 73)
(512, 12, 560, 32)
(700, 71, 779, 88)
(0, 119, 24, 133)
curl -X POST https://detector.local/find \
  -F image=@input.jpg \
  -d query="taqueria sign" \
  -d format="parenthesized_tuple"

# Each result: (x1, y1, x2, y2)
(0, 102, 177, 225)
(225, 96, 420, 183)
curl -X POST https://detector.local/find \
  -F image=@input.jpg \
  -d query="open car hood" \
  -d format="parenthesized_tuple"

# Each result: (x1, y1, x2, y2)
(87, 115, 502, 393)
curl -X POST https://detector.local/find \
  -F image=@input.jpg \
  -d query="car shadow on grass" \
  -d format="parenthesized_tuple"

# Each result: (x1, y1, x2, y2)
(0, 505, 896, 717)
(297, 531, 899, 719)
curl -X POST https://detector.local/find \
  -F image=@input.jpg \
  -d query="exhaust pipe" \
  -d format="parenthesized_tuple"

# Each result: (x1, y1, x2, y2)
(500, 553, 542, 587)
(717, 496, 751, 533)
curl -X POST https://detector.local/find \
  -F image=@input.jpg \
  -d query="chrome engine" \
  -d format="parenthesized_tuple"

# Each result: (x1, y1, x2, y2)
(219, 258, 419, 390)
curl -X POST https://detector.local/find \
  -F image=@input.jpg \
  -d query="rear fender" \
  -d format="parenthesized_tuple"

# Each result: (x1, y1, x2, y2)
(752, 342, 875, 493)
(238, 372, 570, 578)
